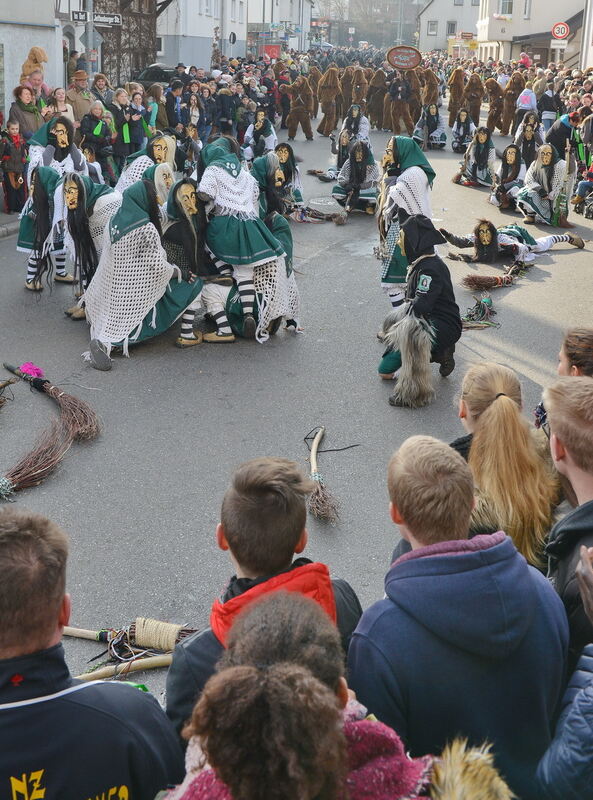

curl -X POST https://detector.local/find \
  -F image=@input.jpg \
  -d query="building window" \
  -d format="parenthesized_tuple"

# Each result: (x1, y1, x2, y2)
(427, 20, 438, 35)
(454, 0, 463, 5)
(212, 0, 219, 16)
(156, 36, 163, 55)
(472, 0, 480, 5)
(197, 0, 202, 12)
(231, 0, 237, 19)
(499, 0, 513, 14)
(523, 0, 530, 17)
(446, 21, 456, 35)
(204, 0, 211, 14)
(239, 0, 244, 22)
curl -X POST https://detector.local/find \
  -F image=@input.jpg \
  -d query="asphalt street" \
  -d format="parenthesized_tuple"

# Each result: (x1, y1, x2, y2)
(0, 116, 591, 700)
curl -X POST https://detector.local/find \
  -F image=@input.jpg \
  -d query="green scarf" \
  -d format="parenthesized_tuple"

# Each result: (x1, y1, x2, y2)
(393, 136, 436, 187)
(249, 155, 268, 191)
(29, 119, 55, 148)
(109, 181, 152, 244)
(201, 142, 241, 177)
(17, 98, 43, 124)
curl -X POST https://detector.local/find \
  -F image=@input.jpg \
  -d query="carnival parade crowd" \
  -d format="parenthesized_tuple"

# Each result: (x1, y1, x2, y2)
(2, 40, 593, 800)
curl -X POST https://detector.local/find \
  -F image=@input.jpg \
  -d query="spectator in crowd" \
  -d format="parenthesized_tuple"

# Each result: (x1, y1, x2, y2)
(163, 592, 513, 800)
(147, 83, 169, 132)
(80, 101, 113, 163)
(66, 70, 93, 128)
(546, 111, 581, 156)
(537, 545, 593, 798)
(0, 119, 28, 213)
(198, 86, 216, 142)
(0, 507, 184, 796)
(67, 49, 79, 84)
(175, 62, 189, 86)
(545, 377, 593, 672)
(166, 80, 185, 132)
(8, 85, 45, 139)
(166, 457, 362, 735)
(180, 92, 202, 129)
(109, 87, 132, 172)
(557, 327, 593, 377)
(46, 87, 75, 124)
(91, 73, 114, 107)
(539, 79, 564, 132)
(129, 90, 148, 149)
(27, 68, 51, 105)
(348, 435, 568, 800)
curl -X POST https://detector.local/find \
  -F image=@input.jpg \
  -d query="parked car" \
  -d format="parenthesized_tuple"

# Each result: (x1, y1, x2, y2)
(134, 63, 178, 90)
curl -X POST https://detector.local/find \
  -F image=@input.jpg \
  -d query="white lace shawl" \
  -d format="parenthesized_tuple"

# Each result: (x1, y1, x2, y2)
(115, 155, 154, 193)
(27, 146, 88, 183)
(63, 192, 123, 261)
(384, 166, 432, 221)
(83, 222, 177, 353)
(523, 159, 565, 201)
(337, 159, 380, 190)
(198, 165, 259, 218)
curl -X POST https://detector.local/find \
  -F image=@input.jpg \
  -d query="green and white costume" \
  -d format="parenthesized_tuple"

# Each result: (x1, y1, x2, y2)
(332, 150, 379, 210)
(516, 148, 569, 225)
(83, 181, 202, 355)
(242, 117, 277, 162)
(26, 119, 87, 183)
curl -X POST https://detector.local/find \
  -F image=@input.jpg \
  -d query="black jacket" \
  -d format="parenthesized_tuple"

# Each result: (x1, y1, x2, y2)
(165, 92, 181, 128)
(546, 499, 593, 672)
(545, 118, 575, 157)
(216, 89, 239, 123)
(537, 644, 593, 798)
(109, 102, 132, 156)
(405, 253, 462, 351)
(80, 114, 112, 150)
(0, 644, 184, 796)
(165, 558, 363, 734)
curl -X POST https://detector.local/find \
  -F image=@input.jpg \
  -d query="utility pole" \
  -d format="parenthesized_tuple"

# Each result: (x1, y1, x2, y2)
(86, 0, 95, 77)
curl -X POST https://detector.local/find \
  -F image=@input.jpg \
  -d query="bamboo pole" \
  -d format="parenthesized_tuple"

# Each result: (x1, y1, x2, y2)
(76, 654, 173, 682)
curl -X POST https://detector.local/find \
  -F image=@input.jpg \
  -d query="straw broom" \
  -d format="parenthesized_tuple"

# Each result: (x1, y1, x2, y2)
(76, 655, 173, 681)
(307, 427, 340, 524)
(462, 273, 515, 291)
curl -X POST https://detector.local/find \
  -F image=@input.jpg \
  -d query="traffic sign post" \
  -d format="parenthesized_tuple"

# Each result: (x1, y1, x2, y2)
(551, 22, 570, 39)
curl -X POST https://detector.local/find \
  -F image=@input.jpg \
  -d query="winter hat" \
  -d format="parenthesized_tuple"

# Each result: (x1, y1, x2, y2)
(211, 69, 222, 80)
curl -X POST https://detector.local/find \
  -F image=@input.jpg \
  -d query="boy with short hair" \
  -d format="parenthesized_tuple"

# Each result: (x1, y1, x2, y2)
(545, 376, 593, 670)
(166, 456, 362, 734)
(348, 435, 568, 800)
(0, 120, 28, 212)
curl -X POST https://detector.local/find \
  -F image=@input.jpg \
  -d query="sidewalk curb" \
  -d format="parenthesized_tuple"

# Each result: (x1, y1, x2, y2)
(0, 220, 19, 239)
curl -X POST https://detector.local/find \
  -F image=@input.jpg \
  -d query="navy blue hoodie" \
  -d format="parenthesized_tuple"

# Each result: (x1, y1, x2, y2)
(348, 532, 568, 800)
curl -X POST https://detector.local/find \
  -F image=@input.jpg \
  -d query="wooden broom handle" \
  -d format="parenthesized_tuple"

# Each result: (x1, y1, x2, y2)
(64, 626, 103, 641)
(310, 427, 325, 474)
(76, 654, 173, 682)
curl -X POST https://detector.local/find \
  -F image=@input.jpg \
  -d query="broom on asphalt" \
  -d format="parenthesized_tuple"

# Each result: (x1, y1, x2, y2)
(461, 273, 516, 291)
(306, 427, 340, 524)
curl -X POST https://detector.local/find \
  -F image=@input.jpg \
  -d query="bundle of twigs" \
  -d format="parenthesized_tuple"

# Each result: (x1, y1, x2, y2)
(0, 378, 17, 410)
(306, 427, 340, 524)
(4, 363, 100, 442)
(64, 617, 198, 681)
(462, 273, 515, 291)
(462, 294, 500, 329)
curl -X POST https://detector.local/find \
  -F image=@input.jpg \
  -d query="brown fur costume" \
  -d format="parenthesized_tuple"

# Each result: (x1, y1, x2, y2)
(340, 66, 354, 111)
(367, 69, 388, 130)
(484, 77, 504, 133)
(351, 67, 369, 106)
(273, 61, 284, 78)
(431, 739, 513, 800)
(20, 46, 48, 84)
(280, 76, 314, 140)
(461, 73, 484, 127)
(390, 97, 414, 136)
(501, 72, 526, 136)
(317, 68, 340, 136)
(406, 69, 423, 122)
(422, 68, 440, 107)
(447, 67, 465, 127)
(308, 66, 322, 118)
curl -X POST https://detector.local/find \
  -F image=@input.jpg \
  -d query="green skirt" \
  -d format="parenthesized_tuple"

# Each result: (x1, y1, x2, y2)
(206, 214, 285, 267)
(381, 221, 408, 284)
(123, 277, 203, 346)
(332, 184, 377, 210)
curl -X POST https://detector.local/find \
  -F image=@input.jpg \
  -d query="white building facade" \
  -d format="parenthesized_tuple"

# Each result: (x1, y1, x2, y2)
(158, 0, 247, 69)
(247, 0, 314, 55)
(417, 0, 481, 53)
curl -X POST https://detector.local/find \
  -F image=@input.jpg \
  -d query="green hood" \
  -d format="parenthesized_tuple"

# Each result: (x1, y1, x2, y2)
(394, 136, 436, 187)
(29, 120, 55, 148)
(35, 165, 62, 196)
(250, 155, 269, 190)
(201, 140, 242, 177)
(78, 174, 115, 210)
(109, 181, 152, 244)
(166, 178, 196, 221)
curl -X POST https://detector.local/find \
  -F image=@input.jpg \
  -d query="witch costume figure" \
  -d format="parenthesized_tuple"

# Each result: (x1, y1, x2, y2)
(83, 179, 204, 370)
(376, 135, 436, 311)
(115, 133, 176, 193)
(197, 138, 285, 342)
(489, 144, 526, 210)
(143, 162, 175, 221)
(26, 117, 87, 183)
(59, 173, 123, 319)
(451, 109, 476, 154)
(516, 143, 573, 227)
(242, 108, 278, 163)
(17, 166, 75, 291)
(339, 104, 371, 147)
(308, 129, 350, 182)
(453, 126, 496, 187)
(412, 104, 447, 150)
(515, 124, 539, 170)
(379, 211, 462, 409)
(332, 140, 379, 213)
(441, 218, 584, 265)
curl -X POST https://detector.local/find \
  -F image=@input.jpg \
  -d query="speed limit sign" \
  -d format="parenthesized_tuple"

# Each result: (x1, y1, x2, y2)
(551, 21, 570, 39)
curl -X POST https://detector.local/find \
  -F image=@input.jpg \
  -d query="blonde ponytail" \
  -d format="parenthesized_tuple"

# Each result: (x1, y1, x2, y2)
(462, 363, 558, 566)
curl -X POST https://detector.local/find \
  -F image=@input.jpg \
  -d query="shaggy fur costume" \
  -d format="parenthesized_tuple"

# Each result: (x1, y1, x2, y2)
(431, 739, 514, 800)
(485, 78, 504, 133)
(382, 304, 435, 408)
(461, 74, 485, 127)
(20, 46, 48, 83)
(280, 77, 314, 140)
(501, 72, 526, 136)
(407, 69, 423, 123)
(390, 100, 414, 136)
(308, 66, 322, 119)
(340, 66, 354, 111)
(317, 68, 340, 136)
(367, 70, 388, 129)
(422, 69, 440, 107)
(448, 68, 465, 127)
(351, 67, 369, 106)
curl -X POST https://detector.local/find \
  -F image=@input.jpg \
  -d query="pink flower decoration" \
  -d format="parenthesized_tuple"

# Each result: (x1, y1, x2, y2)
(19, 362, 45, 378)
